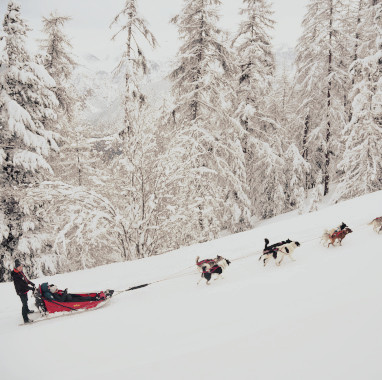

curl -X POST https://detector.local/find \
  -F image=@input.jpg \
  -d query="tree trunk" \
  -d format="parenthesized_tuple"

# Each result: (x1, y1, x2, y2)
(302, 114, 310, 189)
(324, 0, 333, 196)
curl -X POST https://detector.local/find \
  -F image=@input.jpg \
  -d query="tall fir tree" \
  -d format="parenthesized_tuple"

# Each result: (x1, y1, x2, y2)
(334, 0, 382, 201)
(0, 1, 58, 281)
(295, 0, 351, 195)
(110, 0, 157, 138)
(231, 0, 275, 139)
(40, 13, 83, 184)
(41, 13, 77, 125)
(170, 0, 251, 237)
(232, 0, 288, 219)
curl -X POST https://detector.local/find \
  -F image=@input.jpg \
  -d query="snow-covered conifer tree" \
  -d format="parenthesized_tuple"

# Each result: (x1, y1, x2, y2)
(295, 0, 351, 195)
(170, 0, 251, 236)
(110, 0, 157, 138)
(41, 13, 77, 125)
(232, 0, 289, 219)
(0, 1, 58, 281)
(40, 13, 84, 184)
(231, 0, 275, 139)
(334, 0, 382, 201)
(306, 172, 324, 213)
(284, 144, 311, 211)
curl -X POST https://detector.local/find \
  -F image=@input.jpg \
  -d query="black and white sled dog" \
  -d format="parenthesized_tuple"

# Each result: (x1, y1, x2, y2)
(259, 238, 301, 267)
(196, 255, 231, 285)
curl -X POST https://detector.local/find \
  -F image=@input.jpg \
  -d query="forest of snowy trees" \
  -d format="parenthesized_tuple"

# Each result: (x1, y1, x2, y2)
(0, 0, 381, 281)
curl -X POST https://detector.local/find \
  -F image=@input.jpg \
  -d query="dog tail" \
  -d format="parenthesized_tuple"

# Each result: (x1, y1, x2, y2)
(264, 238, 269, 249)
(196, 256, 200, 264)
(368, 220, 374, 225)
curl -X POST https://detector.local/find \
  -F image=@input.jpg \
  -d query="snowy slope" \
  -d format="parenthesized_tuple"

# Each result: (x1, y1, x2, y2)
(1, 191, 382, 380)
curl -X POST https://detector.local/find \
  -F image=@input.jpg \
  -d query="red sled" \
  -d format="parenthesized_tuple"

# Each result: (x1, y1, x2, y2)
(34, 285, 114, 314)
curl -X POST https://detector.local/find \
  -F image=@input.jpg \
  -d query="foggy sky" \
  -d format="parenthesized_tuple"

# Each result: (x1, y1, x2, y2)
(0, 0, 308, 65)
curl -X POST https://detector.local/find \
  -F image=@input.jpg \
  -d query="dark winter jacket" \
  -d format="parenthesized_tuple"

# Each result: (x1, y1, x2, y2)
(41, 282, 54, 300)
(11, 269, 34, 295)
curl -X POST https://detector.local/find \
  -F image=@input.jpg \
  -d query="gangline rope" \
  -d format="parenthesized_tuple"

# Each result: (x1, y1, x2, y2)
(114, 220, 374, 295)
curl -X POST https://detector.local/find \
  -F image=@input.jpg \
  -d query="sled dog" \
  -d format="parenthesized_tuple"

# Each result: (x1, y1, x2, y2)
(368, 217, 382, 233)
(321, 227, 352, 247)
(259, 239, 300, 266)
(196, 255, 231, 284)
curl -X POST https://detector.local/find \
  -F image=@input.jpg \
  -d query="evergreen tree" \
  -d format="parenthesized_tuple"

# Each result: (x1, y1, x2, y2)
(306, 172, 324, 213)
(231, 0, 275, 140)
(41, 13, 77, 124)
(170, 0, 251, 236)
(294, 0, 351, 195)
(334, 0, 382, 201)
(0, 1, 58, 281)
(40, 13, 84, 184)
(110, 0, 157, 138)
(284, 144, 311, 211)
(232, 0, 288, 219)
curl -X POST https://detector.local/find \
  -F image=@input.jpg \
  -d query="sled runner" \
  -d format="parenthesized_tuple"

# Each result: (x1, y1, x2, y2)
(34, 285, 114, 314)
(19, 299, 111, 326)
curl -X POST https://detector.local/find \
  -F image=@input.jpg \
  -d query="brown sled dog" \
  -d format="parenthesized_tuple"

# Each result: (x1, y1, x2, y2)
(321, 227, 353, 247)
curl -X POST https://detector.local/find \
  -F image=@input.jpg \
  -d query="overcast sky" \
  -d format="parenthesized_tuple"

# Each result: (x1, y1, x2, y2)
(1, 0, 308, 64)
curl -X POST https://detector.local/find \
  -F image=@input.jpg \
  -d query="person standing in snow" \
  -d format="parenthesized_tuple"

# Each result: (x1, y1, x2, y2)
(11, 260, 35, 324)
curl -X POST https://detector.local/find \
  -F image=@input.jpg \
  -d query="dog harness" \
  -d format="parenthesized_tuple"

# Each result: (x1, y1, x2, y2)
(202, 264, 221, 274)
(263, 247, 279, 254)
(262, 247, 279, 260)
(330, 230, 344, 238)
(197, 259, 216, 267)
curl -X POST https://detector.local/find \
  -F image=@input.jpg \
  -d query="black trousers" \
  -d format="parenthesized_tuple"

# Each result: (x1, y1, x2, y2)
(19, 293, 30, 322)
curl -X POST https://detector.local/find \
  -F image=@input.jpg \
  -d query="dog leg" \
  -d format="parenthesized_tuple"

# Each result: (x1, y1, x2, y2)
(288, 254, 296, 262)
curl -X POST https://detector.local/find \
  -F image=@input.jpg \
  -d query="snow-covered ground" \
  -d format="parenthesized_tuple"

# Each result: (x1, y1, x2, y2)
(1, 191, 382, 380)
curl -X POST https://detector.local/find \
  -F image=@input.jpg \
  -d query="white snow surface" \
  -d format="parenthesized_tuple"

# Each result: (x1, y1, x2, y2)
(1, 191, 382, 380)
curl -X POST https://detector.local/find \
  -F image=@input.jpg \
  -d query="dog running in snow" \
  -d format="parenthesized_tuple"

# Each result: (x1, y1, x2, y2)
(259, 238, 301, 266)
(368, 217, 382, 234)
(196, 255, 231, 284)
(321, 227, 353, 247)
(326, 222, 348, 237)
